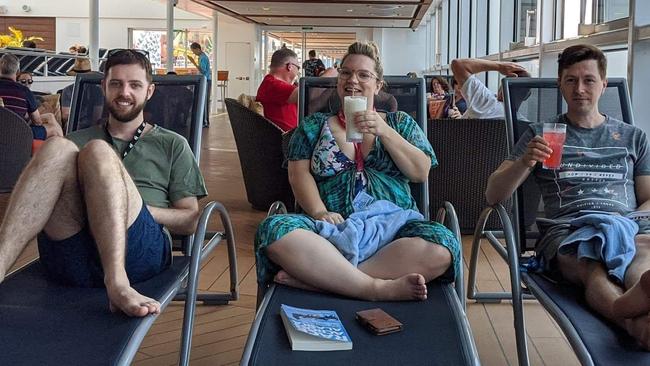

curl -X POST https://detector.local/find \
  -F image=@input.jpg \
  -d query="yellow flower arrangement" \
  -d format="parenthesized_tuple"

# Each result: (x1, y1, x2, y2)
(0, 27, 44, 48)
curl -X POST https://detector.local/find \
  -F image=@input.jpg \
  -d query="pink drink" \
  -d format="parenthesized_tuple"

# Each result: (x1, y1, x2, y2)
(543, 131, 566, 169)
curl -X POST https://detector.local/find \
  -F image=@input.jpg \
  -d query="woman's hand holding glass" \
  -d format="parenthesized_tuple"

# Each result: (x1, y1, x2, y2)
(313, 211, 345, 224)
(353, 110, 389, 137)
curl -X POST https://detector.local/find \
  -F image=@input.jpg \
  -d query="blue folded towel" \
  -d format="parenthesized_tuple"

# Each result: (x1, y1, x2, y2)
(558, 213, 638, 283)
(315, 192, 423, 266)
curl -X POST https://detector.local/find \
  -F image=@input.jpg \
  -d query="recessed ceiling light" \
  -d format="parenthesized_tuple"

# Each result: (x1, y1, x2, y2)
(262, 7, 270, 11)
(346, 9, 353, 12)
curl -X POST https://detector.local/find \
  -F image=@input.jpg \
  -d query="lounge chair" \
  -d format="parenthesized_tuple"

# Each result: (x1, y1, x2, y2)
(0, 107, 32, 193)
(468, 77, 650, 365)
(0, 74, 238, 365)
(240, 76, 479, 365)
(224, 98, 294, 211)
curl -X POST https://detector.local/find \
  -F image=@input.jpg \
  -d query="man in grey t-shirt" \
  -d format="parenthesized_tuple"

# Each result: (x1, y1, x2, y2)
(486, 44, 650, 348)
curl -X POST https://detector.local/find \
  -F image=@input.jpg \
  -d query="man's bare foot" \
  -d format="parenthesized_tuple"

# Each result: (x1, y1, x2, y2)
(625, 313, 650, 350)
(274, 270, 322, 292)
(371, 273, 427, 301)
(106, 285, 160, 317)
(614, 270, 650, 319)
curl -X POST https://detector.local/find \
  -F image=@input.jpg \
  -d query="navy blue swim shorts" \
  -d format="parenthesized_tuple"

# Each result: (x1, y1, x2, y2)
(37, 204, 171, 288)
(30, 125, 46, 140)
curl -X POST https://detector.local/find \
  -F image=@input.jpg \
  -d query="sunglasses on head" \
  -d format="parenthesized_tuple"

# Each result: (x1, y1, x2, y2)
(106, 48, 150, 60)
(19, 79, 33, 85)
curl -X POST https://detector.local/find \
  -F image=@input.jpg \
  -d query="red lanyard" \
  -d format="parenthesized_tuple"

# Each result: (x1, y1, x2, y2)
(336, 110, 364, 172)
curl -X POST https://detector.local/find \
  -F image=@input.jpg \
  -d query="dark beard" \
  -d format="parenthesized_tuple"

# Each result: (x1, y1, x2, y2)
(106, 99, 147, 123)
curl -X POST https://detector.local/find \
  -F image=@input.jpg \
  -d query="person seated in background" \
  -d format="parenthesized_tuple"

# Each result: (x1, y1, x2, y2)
(0, 49, 207, 317)
(447, 77, 467, 116)
(449, 58, 529, 119)
(485, 44, 650, 349)
(302, 50, 326, 77)
(67, 47, 91, 76)
(427, 76, 452, 119)
(256, 47, 300, 131)
(18, 71, 62, 124)
(254, 41, 460, 302)
(0, 54, 62, 139)
(430, 76, 450, 100)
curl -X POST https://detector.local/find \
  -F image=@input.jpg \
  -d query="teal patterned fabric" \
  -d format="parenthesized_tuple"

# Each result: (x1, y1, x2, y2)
(254, 111, 460, 287)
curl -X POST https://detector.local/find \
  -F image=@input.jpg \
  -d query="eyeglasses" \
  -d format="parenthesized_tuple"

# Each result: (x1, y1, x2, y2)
(19, 79, 33, 85)
(338, 68, 378, 83)
(286, 62, 300, 70)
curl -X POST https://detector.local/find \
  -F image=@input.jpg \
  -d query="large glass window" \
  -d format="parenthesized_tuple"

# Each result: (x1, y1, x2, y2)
(130, 29, 212, 74)
(516, 0, 538, 44)
(562, 0, 581, 38)
(488, 0, 500, 54)
(596, 0, 628, 23)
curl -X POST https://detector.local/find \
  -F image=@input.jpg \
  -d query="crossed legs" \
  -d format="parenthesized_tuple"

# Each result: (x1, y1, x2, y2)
(556, 235, 650, 348)
(267, 230, 452, 301)
(0, 138, 159, 317)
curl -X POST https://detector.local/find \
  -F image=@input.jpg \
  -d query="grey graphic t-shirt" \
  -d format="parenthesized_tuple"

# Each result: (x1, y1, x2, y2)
(508, 115, 650, 219)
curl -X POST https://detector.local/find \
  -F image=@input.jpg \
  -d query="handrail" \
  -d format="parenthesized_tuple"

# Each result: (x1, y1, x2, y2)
(0, 48, 107, 77)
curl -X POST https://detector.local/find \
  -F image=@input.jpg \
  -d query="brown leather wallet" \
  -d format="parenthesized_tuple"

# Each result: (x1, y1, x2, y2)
(356, 308, 403, 335)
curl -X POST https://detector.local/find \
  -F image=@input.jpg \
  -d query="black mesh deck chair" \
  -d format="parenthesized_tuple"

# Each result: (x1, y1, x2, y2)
(0, 74, 238, 366)
(0, 107, 32, 193)
(225, 98, 294, 210)
(240, 77, 479, 366)
(468, 77, 650, 365)
(428, 118, 510, 234)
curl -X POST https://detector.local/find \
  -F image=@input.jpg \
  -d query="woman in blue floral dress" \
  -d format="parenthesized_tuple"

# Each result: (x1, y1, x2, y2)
(255, 42, 460, 301)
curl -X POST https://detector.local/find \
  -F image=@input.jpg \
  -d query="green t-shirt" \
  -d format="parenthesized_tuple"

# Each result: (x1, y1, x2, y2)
(67, 124, 207, 208)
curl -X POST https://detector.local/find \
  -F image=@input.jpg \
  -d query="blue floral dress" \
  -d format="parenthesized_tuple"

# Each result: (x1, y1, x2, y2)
(254, 111, 460, 287)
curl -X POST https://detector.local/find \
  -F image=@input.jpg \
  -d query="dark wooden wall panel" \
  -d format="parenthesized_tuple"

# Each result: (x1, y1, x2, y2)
(0, 17, 56, 51)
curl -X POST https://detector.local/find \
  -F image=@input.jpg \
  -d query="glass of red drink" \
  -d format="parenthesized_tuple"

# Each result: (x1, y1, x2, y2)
(542, 123, 567, 169)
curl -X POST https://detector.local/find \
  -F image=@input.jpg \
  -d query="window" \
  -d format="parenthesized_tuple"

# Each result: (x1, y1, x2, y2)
(595, 0, 628, 23)
(562, 0, 582, 38)
(516, 0, 538, 44)
(130, 29, 212, 74)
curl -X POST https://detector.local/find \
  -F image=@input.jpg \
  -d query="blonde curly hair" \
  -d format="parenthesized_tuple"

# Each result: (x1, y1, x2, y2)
(340, 41, 384, 81)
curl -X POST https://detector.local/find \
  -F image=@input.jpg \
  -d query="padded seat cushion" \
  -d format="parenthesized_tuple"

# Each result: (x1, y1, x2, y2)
(0, 257, 190, 365)
(246, 282, 474, 366)
(526, 272, 650, 365)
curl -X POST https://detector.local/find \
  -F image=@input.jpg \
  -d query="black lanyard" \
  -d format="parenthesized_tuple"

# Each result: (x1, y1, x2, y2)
(104, 121, 147, 159)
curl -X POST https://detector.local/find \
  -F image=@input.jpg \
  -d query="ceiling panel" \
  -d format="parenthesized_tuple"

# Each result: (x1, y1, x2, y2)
(191, 0, 432, 29)
(249, 16, 411, 28)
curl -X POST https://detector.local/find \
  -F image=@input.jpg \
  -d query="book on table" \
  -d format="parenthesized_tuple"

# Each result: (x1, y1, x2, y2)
(280, 304, 353, 351)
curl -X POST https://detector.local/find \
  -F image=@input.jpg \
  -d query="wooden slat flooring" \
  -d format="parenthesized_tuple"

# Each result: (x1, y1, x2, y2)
(4, 112, 580, 365)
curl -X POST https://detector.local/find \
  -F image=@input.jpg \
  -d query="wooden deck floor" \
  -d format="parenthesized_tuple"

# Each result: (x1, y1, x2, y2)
(5, 112, 580, 365)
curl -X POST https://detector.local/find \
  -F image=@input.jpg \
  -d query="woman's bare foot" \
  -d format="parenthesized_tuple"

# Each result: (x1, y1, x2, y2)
(106, 285, 160, 317)
(614, 270, 650, 319)
(371, 273, 427, 301)
(274, 270, 322, 292)
(625, 313, 650, 350)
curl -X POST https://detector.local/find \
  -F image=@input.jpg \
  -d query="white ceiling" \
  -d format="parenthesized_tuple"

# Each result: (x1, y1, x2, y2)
(189, 0, 433, 29)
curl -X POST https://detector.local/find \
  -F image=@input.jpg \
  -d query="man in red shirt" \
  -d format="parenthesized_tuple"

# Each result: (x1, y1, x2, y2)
(256, 48, 300, 131)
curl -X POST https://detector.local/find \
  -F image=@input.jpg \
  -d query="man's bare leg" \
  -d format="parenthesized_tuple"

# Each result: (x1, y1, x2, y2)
(556, 254, 625, 328)
(613, 236, 650, 318)
(77, 140, 159, 317)
(0, 137, 80, 282)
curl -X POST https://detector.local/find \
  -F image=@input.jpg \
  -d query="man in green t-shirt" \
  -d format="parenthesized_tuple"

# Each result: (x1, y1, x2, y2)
(0, 49, 207, 318)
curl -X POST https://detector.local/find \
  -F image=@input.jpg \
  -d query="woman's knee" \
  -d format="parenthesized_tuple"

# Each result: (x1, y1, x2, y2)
(425, 242, 452, 271)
